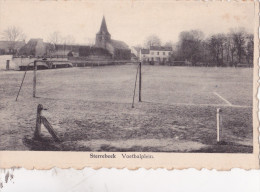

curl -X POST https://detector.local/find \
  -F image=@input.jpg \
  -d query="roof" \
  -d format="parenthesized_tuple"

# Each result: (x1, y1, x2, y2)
(0, 40, 25, 50)
(54, 44, 82, 52)
(110, 39, 129, 50)
(140, 49, 149, 54)
(150, 46, 172, 51)
(97, 16, 110, 35)
(19, 39, 40, 55)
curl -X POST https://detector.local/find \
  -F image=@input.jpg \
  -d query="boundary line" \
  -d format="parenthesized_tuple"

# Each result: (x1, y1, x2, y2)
(213, 92, 232, 106)
(35, 96, 252, 109)
(142, 101, 251, 108)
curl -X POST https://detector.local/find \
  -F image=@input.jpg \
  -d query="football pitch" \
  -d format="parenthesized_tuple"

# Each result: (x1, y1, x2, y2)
(0, 65, 253, 152)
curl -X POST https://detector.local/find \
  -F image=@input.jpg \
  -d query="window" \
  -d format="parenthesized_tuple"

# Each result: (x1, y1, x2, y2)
(163, 52, 165, 55)
(168, 52, 171, 55)
(157, 52, 159, 55)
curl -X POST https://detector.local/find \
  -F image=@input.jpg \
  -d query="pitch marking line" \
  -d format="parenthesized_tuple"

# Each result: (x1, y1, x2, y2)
(213, 92, 232, 106)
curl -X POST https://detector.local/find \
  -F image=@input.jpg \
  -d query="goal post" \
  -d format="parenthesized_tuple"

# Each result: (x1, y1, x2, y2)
(31, 60, 142, 105)
(33, 60, 37, 98)
(139, 62, 142, 102)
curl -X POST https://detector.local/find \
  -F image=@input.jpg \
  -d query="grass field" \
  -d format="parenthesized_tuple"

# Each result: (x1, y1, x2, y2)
(0, 65, 253, 152)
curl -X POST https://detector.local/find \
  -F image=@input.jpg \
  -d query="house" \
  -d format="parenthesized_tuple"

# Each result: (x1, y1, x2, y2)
(19, 39, 83, 58)
(0, 40, 25, 55)
(17, 16, 131, 61)
(49, 44, 82, 58)
(140, 49, 150, 62)
(95, 16, 131, 60)
(139, 46, 172, 64)
(19, 38, 47, 57)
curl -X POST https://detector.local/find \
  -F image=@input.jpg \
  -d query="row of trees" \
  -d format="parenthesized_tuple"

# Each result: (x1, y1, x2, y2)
(142, 28, 254, 67)
(0, 26, 26, 54)
(0, 26, 78, 54)
(175, 28, 253, 67)
(1, 26, 254, 67)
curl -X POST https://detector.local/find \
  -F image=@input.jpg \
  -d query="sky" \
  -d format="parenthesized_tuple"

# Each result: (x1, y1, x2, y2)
(0, 0, 255, 47)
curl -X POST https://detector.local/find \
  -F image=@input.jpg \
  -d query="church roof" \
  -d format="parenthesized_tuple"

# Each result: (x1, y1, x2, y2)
(110, 39, 129, 50)
(97, 16, 110, 35)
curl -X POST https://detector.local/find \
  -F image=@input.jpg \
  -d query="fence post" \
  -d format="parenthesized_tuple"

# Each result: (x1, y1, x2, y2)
(41, 116, 60, 142)
(33, 60, 37, 97)
(34, 104, 43, 139)
(132, 64, 139, 108)
(217, 108, 222, 142)
(139, 62, 142, 102)
(6, 60, 10, 70)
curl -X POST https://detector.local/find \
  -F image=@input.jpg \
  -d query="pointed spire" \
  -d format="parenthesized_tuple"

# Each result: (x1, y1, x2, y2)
(98, 16, 110, 35)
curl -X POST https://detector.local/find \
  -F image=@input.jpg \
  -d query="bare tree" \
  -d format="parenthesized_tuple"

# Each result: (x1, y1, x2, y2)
(223, 33, 236, 66)
(230, 28, 246, 64)
(144, 34, 161, 48)
(164, 41, 174, 48)
(62, 35, 76, 52)
(63, 35, 76, 45)
(48, 31, 62, 45)
(245, 33, 254, 66)
(1, 26, 26, 53)
(85, 38, 95, 46)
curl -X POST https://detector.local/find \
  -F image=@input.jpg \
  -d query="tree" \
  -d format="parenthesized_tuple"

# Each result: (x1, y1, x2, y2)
(62, 35, 76, 51)
(230, 28, 246, 64)
(48, 31, 62, 45)
(85, 38, 95, 46)
(1, 26, 26, 53)
(164, 41, 174, 48)
(208, 34, 226, 66)
(63, 35, 75, 45)
(177, 30, 204, 65)
(144, 34, 161, 48)
(245, 33, 254, 66)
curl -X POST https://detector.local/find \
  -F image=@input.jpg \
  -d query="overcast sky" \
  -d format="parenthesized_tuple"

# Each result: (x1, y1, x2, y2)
(0, 0, 255, 46)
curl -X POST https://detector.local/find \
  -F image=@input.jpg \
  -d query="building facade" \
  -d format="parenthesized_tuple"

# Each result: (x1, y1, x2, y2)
(0, 40, 25, 55)
(140, 46, 172, 64)
(17, 16, 131, 60)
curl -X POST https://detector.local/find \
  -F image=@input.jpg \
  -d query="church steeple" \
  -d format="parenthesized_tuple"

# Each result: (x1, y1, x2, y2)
(98, 16, 110, 35)
(95, 16, 111, 48)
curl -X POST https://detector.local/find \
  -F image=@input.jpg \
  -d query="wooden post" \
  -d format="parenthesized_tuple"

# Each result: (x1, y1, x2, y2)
(41, 116, 60, 142)
(139, 62, 142, 102)
(16, 70, 27, 101)
(217, 108, 222, 142)
(34, 104, 43, 139)
(33, 61, 37, 98)
(6, 60, 10, 70)
(132, 65, 139, 108)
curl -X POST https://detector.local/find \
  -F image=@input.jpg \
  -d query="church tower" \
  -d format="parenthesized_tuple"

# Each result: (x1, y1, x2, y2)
(95, 16, 111, 48)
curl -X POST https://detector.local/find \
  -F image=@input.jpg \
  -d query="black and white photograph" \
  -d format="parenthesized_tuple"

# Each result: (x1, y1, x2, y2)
(0, 0, 258, 161)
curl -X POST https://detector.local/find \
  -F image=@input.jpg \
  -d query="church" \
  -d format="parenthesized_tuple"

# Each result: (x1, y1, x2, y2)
(94, 16, 131, 60)
(17, 16, 131, 61)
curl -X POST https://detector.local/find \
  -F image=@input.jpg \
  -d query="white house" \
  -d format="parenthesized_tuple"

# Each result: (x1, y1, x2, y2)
(140, 48, 150, 62)
(139, 46, 172, 64)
